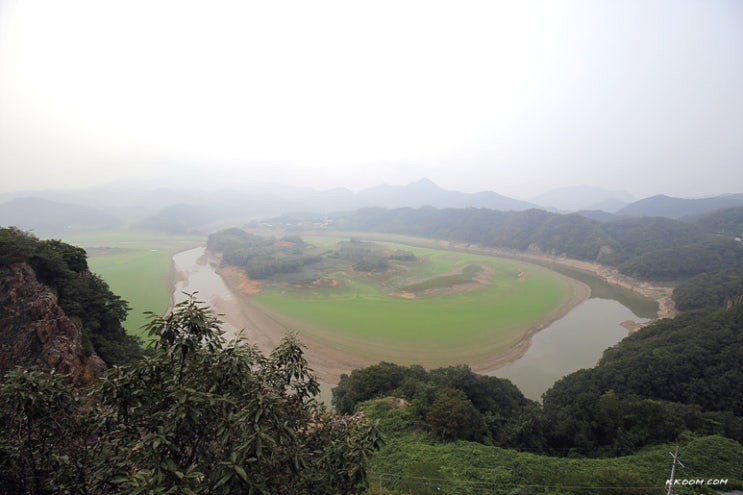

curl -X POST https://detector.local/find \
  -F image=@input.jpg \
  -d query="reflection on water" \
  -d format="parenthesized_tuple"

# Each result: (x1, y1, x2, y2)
(493, 298, 648, 401)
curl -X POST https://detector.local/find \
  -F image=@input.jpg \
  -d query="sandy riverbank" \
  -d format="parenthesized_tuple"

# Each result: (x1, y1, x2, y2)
(172, 245, 592, 384)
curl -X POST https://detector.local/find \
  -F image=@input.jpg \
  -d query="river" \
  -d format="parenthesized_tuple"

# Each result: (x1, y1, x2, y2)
(492, 298, 647, 400)
(172, 245, 652, 401)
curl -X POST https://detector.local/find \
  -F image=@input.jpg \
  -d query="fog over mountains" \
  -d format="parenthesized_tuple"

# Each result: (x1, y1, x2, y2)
(2, 179, 743, 235)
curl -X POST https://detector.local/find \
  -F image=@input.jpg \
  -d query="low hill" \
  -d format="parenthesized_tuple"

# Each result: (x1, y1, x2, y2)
(0, 197, 122, 233)
(618, 194, 743, 219)
(357, 178, 538, 210)
(531, 185, 634, 212)
(691, 206, 743, 237)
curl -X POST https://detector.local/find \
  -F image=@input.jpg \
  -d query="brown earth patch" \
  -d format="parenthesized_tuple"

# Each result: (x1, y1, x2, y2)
(388, 291, 417, 299)
(396, 263, 495, 298)
(217, 266, 263, 296)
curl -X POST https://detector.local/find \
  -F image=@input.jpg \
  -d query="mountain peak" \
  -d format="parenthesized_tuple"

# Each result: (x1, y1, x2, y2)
(409, 178, 440, 188)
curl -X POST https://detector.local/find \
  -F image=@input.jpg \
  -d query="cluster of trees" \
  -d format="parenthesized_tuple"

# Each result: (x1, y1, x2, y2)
(331, 241, 391, 273)
(0, 297, 382, 494)
(327, 205, 743, 281)
(333, 362, 542, 449)
(336, 303, 743, 457)
(207, 229, 322, 280)
(209, 230, 418, 279)
(0, 227, 142, 365)
(330, 240, 416, 273)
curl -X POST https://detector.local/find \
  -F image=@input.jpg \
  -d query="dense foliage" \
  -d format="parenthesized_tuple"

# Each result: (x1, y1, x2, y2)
(0, 227, 142, 365)
(332, 362, 542, 449)
(692, 206, 743, 237)
(0, 297, 382, 494)
(618, 238, 743, 280)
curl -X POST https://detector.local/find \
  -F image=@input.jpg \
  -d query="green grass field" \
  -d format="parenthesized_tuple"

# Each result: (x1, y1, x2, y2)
(59, 230, 577, 365)
(253, 242, 575, 366)
(58, 231, 205, 339)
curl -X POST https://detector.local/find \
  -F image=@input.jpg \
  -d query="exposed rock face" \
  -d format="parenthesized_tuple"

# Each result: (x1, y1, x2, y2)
(0, 263, 105, 382)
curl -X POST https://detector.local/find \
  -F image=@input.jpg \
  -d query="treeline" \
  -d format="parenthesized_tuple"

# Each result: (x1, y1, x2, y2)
(335, 303, 743, 456)
(323, 205, 743, 283)
(207, 228, 322, 279)
(329, 239, 417, 272)
(0, 227, 142, 365)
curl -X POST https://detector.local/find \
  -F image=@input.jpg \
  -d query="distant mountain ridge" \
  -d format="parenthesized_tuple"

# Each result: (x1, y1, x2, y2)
(0, 197, 122, 233)
(2, 181, 743, 234)
(530, 185, 635, 212)
(0, 180, 540, 233)
(356, 178, 536, 210)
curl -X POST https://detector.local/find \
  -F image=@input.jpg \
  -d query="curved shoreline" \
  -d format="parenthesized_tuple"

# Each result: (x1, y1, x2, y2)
(468, 275, 590, 375)
(171, 244, 591, 384)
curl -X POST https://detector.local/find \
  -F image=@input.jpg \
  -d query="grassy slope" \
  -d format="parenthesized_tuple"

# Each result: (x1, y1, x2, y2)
(369, 433, 743, 494)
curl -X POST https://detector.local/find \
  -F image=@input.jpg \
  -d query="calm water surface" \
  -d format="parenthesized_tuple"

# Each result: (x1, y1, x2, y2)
(493, 298, 648, 400)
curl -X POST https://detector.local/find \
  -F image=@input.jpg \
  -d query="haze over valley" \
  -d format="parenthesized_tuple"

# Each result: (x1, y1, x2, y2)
(2, 1, 743, 493)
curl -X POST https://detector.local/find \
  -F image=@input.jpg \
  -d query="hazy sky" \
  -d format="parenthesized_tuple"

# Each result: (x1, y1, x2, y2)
(1, 0, 742, 199)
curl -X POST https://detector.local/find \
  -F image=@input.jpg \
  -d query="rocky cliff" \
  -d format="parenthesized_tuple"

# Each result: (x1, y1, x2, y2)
(0, 262, 106, 382)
